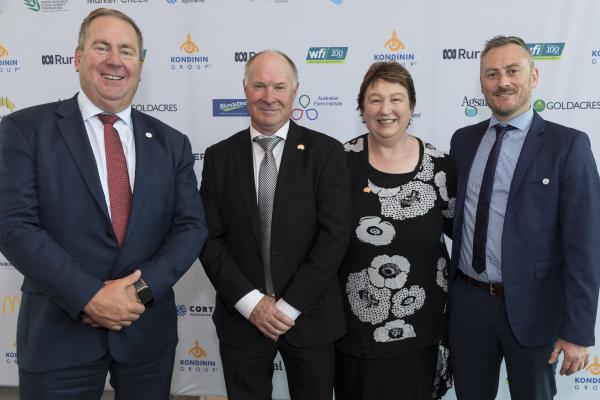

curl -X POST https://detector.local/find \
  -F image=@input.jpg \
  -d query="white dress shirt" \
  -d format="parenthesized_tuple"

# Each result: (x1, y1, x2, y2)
(77, 90, 136, 219)
(234, 121, 301, 322)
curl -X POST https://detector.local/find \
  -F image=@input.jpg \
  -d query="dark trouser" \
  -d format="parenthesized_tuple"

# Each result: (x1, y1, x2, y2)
(219, 335, 335, 400)
(19, 350, 175, 400)
(334, 345, 437, 400)
(448, 277, 557, 400)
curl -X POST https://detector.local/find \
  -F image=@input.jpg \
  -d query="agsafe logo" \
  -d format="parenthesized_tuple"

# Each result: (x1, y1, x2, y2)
(461, 96, 487, 117)
(373, 31, 416, 68)
(170, 34, 210, 71)
(41, 54, 73, 66)
(442, 48, 480, 60)
(1, 294, 20, 315)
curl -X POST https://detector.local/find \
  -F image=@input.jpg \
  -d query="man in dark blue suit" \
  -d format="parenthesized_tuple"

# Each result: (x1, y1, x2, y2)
(449, 35, 600, 399)
(0, 8, 207, 400)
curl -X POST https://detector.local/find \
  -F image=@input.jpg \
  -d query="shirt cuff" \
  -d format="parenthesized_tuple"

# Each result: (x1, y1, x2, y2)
(276, 298, 301, 321)
(234, 289, 263, 320)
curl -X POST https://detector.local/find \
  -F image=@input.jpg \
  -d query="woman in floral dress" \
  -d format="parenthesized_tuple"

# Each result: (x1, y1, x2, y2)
(335, 62, 455, 400)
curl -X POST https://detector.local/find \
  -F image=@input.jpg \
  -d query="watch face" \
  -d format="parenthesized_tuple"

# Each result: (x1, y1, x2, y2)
(137, 287, 153, 305)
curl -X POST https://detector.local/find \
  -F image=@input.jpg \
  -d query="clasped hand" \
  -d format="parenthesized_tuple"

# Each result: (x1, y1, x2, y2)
(80, 270, 145, 331)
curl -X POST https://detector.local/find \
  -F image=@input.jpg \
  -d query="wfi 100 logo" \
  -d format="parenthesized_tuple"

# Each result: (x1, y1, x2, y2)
(305, 47, 348, 64)
(526, 42, 565, 60)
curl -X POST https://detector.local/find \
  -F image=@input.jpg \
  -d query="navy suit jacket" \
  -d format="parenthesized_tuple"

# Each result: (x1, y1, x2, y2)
(0, 94, 207, 372)
(200, 121, 351, 348)
(450, 112, 600, 348)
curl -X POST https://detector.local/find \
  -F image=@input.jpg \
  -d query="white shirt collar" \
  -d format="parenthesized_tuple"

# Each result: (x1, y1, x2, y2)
(249, 120, 290, 142)
(77, 89, 133, 129)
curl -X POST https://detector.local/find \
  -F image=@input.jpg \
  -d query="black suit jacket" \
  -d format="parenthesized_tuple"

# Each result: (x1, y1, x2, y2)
(450, 112, 600, 347)
(0, 94, 208, 372)
(200, 120, 351, 348)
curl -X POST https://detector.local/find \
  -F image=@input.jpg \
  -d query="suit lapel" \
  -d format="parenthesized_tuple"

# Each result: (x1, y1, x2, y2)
(234, 130, 262, 246)
(507, 112, 545, 203)
(124, 109, 152, 243)
(56, 95, 110, 222)
(272, 121, 305, 224)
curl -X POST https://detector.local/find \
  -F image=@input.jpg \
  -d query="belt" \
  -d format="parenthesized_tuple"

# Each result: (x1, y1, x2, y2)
(458, 270, 504, 296)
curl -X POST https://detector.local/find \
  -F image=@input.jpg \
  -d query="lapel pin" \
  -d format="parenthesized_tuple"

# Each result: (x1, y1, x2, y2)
(542, 178, 550, 185)
(363, 186, 371, 193)
(145, 132, 153, 138)
(297, 144, 305, 150)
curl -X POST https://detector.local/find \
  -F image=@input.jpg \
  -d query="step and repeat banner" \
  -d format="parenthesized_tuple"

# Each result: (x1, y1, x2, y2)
(1, 0, 599, 398)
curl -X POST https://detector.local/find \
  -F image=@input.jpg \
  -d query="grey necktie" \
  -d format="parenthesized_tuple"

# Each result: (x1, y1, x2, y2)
(254, 135, 283, 296)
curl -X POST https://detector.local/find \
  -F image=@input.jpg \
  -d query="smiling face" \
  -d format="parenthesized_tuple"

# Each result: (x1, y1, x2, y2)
(480, 43, 539, 122)
(362, 79, 414, 141)
(243, 52, 298, 136)
(75, 15, 143, 113)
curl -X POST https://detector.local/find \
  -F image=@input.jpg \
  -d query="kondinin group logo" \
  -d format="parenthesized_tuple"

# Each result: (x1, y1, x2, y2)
(573, 353, 600, 391)
(0, 96, 16, 121)
(533, 98, 600, 112)
(461, 96, 487, 117)
(373, 30, 417, 68)
(3, 340, 17, 365)
(170, 34, 211, 71)
(178, 339, 219, 374)
(1, 294, 20, 315)
(23, 0, 70, 12)
(0, 44, 21, 74)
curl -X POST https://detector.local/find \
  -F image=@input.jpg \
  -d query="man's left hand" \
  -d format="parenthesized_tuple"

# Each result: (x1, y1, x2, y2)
(548, 338, 590, 375)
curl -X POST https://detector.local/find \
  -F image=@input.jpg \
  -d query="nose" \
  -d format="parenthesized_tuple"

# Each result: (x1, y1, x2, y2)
(105, 48, 122, 66)
(263, 86, 275, 103)
(498, 72, 510, 87)
(380, 99, 392, 114)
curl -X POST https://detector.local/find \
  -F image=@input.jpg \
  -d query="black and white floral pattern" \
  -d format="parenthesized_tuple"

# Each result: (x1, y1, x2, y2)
(346, 269, 391, 325)
(368, 254, 410, 290)
(344, 137, 364, 153)
(369, 180, 437, 220)
(436, 257, 448, 292)
(373, 319, 416, 343)
(355, 216, 396, 246)
(391, 285, 426, 318)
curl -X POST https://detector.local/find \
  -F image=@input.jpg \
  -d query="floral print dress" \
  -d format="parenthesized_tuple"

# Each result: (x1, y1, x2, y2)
(338, 134, 455, 398)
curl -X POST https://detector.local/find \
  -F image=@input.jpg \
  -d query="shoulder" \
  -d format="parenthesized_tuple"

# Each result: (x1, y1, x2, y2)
(1, 99, 66, 129)
(451, 119, 489, 141)
(422, 139, 455, 174)
(205, 128, 248, 156)
(343, 133, 368, 154)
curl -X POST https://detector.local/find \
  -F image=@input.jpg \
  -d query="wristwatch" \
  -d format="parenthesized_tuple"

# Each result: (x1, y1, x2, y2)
(133, 278, 154, 307)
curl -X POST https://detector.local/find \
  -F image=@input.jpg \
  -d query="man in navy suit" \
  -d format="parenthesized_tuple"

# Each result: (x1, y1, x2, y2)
(449, 35, 600, 399)
(200, 50, 351, 399)
(0, 8, 207, 400)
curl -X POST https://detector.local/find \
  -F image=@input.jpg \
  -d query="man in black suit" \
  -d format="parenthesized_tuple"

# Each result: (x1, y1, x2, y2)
(0, 8, 207, 400)
(200, 50, 351, 400)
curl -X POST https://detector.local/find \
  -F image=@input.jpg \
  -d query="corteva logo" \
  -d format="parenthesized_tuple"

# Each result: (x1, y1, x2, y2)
(305, 47, 348, 64)
(526, 43, 565, 60)
(2, 295, 20, 314)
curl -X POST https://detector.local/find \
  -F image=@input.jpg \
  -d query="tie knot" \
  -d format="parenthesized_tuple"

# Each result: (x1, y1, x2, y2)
(254, 136, 283, 153)
(97, 113, 120, 127)
(494, 124, 516, 138)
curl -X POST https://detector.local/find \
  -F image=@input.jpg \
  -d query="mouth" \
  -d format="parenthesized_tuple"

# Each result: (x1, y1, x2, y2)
(495, 90, 515, 98)
(102, 73, 124, 81)
(377, 118, 397, 125)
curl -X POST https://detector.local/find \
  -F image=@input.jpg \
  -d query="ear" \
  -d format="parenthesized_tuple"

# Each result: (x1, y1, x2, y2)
(74, 48, 82, 72)
(530, 66, 540, 89)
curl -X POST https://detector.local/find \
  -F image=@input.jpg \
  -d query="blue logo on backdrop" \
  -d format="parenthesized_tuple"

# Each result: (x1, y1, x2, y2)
(176, 304, 187, 317)
(305, 47, 348, 64)
(212, 99, 249, 117)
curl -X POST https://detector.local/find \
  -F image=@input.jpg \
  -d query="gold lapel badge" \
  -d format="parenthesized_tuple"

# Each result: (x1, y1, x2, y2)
(297, 144, 305, 151)
(363, 186, 371, 193)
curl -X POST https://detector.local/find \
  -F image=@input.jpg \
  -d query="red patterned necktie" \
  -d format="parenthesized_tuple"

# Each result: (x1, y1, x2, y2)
(97, 113, 132, 247)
